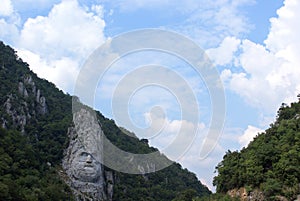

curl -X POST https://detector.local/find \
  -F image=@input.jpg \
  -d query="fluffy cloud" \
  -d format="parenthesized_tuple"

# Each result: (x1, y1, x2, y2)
(0, 18, 19, 44)
(238, 125, 263, 148)
(265, 0, 300, 55)
(19, 0, 105, 60)
(0, 0, 20, 45)
(206, 37, 241, 66)
(17, 49, 79, 92)
(226, 40, 287, 111)
(218, 0, 300, 113)
(0, 0, 13, 16)
(13, 0, 106, 92)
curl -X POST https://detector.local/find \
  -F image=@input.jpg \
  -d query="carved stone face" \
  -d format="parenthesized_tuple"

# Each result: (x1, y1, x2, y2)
(70, 148, 101, 182)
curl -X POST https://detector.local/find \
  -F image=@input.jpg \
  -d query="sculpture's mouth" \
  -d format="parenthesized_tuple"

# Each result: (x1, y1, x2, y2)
(83, 166, 97, 175)
(84, 164, 94, 168)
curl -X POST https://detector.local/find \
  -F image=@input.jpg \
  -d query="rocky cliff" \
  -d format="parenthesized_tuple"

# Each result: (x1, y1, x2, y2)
(2, 74, 48, 133)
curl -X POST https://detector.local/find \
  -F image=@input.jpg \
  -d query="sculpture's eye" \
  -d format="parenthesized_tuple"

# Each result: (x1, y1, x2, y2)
(80, 152, 89, 157)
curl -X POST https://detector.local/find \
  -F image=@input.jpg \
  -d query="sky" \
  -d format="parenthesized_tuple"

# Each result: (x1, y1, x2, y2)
(1, 0, 299, 191)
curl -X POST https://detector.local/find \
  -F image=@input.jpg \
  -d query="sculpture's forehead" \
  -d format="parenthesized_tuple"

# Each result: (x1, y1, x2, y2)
(78, 132, 100, 150)
(71, 108, 103, 160)
(74, 109, 102, 145)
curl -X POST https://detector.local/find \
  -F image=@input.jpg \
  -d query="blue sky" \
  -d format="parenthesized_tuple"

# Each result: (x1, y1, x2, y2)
(1, 0, 299, 191)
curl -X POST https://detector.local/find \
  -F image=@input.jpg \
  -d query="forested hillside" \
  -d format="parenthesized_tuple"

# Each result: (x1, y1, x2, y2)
(212, 100, 300, 200)
(0, 41, 210, 200)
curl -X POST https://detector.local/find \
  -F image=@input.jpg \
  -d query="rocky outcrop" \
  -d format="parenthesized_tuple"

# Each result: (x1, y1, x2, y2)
(105, 171, 114, 201)
(138, 163, 156, 175)
(248, 190, 265, 201)
(228, 188, 265, 201)
(4, 94, 29, 133)
(228, 188, 248, 201)
(62, 108, 112, 201)
(228, 187, 300, 201)
(18, 82, 28, 98)
(1, 75, 48, 131)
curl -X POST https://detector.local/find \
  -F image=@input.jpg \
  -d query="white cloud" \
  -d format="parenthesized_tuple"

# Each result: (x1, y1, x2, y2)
(0, 0, 20, 45)
(220, 0, 300, 113)
(238, 125, 263, 148)
(17, 49, 80, 92)
(0, 18, 19, 44)
(12, 0, 106, 92)
(223, 40, 287, 111)
(265, 0, 300, 56)
(91, 4, 104, 18)
(0, 0, 13, 16)
(19, 0, 106, 61)
(206, 36, 241, 66)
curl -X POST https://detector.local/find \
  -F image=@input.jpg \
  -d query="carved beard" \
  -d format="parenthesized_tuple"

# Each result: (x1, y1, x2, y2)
(70, 149, 101, 183)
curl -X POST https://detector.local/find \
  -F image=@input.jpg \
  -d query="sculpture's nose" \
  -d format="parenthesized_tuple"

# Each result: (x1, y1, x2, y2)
(86, 155, 92, 163)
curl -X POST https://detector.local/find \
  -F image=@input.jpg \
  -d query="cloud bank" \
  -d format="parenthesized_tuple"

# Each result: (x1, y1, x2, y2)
(0, 0, 106, 93)
(210, 0, 300, 114)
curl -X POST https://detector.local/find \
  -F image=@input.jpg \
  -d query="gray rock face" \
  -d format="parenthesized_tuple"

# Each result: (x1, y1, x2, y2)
(1, 76, 48, 130)
(1, 118, 7, 129)
(105, 171, 114, 201)
(18, 82, 24, 95)
(228, 188, 265, 201)
(248, 190, 265, 201)
(63, 108, 109, 201)
(37, 96, 47, 115)
(1, 75, 48, 131)
(4, 95, 28, 133)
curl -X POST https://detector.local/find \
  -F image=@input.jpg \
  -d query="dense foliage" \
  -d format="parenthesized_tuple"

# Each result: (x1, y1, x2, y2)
(213, 101, 300, 200)
(0, 128, 72, 201)
(0, 41, 210, 200)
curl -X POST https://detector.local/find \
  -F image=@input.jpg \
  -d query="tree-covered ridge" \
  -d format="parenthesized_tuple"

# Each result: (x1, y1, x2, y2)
(213, 101, 300, 200)
(0, 41, 210, 200)
(0, 41, 73, 165)
(0, 41, 75, 200)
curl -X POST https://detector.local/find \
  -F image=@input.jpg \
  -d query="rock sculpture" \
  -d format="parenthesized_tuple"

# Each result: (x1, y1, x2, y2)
(63, 108, 108, 201)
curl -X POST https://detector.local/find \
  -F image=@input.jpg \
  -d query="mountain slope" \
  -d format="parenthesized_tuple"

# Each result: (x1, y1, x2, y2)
(0, 41, 210, 200)
(213, 101, 300, 200)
